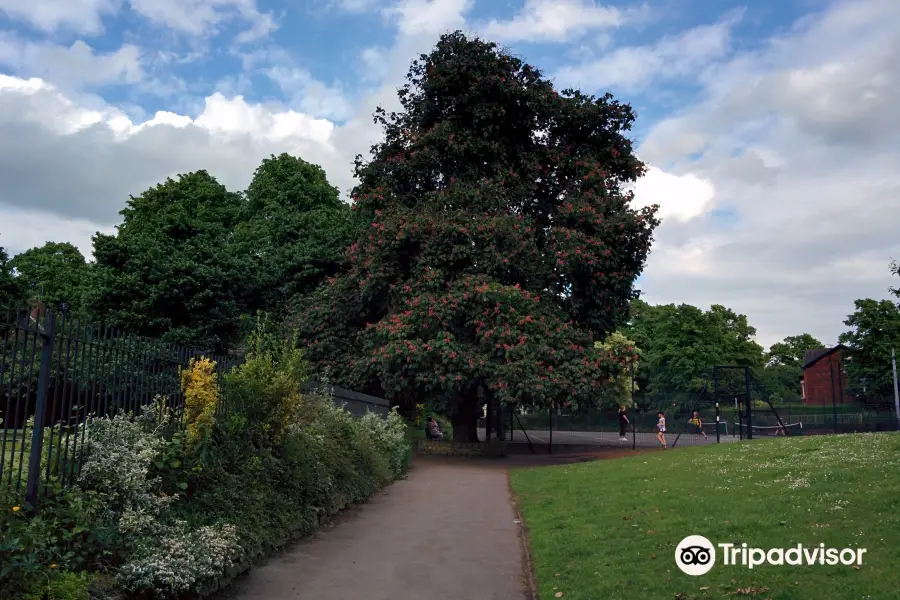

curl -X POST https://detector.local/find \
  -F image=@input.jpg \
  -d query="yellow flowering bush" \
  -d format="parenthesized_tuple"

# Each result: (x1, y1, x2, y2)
(181, 357, 219, 445)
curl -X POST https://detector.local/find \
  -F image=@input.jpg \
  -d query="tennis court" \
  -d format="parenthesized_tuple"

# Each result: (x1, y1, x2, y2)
(479, 421, 742, 449)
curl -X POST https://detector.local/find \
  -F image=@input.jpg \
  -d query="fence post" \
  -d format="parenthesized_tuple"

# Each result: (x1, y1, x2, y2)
(25, 312, 56, 512)
(631, 421, 635, 451)
(715, 401, 720, 443)
(744, 367, 753, 440)
(548, 403, 553, 455)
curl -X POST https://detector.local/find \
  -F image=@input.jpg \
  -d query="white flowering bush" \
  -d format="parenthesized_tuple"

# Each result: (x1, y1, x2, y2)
(358, 408, 411, 479)
(77, 412, 171, 527)
(76, 409, 240, 598)
(117, 521, 240, 598)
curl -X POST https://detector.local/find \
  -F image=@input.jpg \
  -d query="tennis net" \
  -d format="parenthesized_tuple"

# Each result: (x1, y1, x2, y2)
(733, 422, 802, 437)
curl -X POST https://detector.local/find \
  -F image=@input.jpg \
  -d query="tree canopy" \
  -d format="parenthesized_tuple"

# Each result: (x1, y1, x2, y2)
(9, 242, 89, 315)
(766, 334, 823, 368)
(88, 171, 247, 352)
(293, 32, 658, 440)
(757, 333, 823, 403)
(235, 153, 354, 313)
(839, 298, 900, 398)
(0, 243, 16, 309)
(625, 299, 764, 395)
(594, 331, 640, 407)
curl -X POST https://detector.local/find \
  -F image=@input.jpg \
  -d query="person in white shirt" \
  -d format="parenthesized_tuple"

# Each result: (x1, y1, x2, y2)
(656, 411, 667, 449)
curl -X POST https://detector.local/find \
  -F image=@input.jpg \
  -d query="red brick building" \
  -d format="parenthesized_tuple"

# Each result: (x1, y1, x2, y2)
(800, 345, 853, 406)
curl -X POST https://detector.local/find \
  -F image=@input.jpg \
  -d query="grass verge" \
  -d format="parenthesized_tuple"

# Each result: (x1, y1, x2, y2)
(510, 433, 900, 600)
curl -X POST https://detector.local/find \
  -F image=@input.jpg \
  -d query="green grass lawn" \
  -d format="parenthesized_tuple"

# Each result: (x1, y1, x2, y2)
(511, 433, 900, 600)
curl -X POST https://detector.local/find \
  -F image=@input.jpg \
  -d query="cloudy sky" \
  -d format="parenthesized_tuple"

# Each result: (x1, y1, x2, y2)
(0, 0, 897, 349)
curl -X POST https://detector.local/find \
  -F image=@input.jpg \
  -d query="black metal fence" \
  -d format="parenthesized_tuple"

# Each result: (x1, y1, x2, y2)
(303, 383, 391, 417)
(497, 404, 732, 451)
(0, 304, 238, 508)
(488, 369, 900, 453)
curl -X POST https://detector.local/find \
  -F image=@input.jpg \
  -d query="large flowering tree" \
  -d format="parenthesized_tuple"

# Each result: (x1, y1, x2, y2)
(294, 32, 659, 441)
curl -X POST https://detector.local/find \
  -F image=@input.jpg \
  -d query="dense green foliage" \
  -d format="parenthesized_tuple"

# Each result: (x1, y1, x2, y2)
(0, 243, 15, 308)
(766, 333, 823, 368)
(625, 299, 764, 394)
(758, 333, 823, 403)
(87, 171, 247, 352)
(593, 331, 639, 407)
(9, 242, 89, 315)
(839, 298, 900, 397)
(235, 153, 355, 313)
(293, 32, 658, 439)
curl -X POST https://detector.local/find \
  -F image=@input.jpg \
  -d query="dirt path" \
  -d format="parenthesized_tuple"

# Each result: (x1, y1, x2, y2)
(218, 458, 529, 600)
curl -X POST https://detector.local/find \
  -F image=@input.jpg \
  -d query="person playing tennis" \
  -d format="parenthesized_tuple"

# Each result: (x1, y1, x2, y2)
(618, 405, 630, 442)
(689, 411, 708, 441)
(656, 411, 667, 449)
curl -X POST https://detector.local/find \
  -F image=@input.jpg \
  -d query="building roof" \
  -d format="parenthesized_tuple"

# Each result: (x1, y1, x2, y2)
(802, 345, 847, 370)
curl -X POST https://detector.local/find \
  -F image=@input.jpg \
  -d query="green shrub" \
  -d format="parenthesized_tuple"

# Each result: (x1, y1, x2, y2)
(0, 485, 113, 600)
(21, 570, 91, 600)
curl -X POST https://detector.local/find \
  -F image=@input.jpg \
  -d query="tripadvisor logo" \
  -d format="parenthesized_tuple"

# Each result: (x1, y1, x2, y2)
(675, 536, 867, 576)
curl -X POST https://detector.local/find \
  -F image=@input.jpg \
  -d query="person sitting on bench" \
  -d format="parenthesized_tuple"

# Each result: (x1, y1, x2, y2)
(425, 416, 444, 440)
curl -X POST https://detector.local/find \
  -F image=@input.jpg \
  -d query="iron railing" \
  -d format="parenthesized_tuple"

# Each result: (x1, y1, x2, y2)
(0, 303, 238, 508)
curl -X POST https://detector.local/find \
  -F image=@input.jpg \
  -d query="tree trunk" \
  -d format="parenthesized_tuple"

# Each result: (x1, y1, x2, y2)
(451, 392, 481, 442)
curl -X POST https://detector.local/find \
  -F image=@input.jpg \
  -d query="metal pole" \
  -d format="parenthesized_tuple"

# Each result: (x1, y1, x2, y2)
(25, 311, 56, 512)
(548, 403, 553, 455)
(713, 368, 720, 443)
(715, 401, 720, 443)
(829, 358, 838, 434)
(745, 367, 753, 440)
(892, 349, 900, 431)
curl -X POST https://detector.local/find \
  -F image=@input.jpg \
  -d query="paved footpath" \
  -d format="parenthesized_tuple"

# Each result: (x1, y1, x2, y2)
(218, 458, 529, 600)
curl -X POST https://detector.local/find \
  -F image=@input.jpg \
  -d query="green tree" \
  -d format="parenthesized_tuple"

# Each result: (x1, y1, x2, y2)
(839, 298, 900, 398)
(766, 334, 823, 368)
(594, 331, 640, 407)
(88, 171, 247, 352)
(294, 32, 658, 440)
(236, 153, 355, 312)
(9, 242, 89, 315)
(756, 334, 823, 403)
(0, 243, 16, 308)
(625, 299, 765, 394)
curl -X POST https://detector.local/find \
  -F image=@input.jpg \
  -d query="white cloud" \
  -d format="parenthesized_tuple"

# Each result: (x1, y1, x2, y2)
(382, 0, 471, 37)
(265, 67, 352, 121)
(0, 0, 273, 41)
(480, 0, 638, 44)
(0, 204, 115, 259)
(0, 36, 143, 89)
(331, 0, 384, 13)
(631, 166, 715, 223)
(556, 11, 740, 91)
(127, 0, 276, 41)
(0, 0, 120, 35)
(0, 75, 345, 234)
(634, 0, 900, 348)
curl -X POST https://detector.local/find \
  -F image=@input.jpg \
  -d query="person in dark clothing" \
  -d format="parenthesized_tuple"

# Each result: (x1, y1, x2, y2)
(425, 416, 444, 440)
(618, 406, 630, 441)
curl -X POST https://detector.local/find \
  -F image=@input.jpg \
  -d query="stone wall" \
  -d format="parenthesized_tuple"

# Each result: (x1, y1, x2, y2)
(417, 439, 508, 458)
